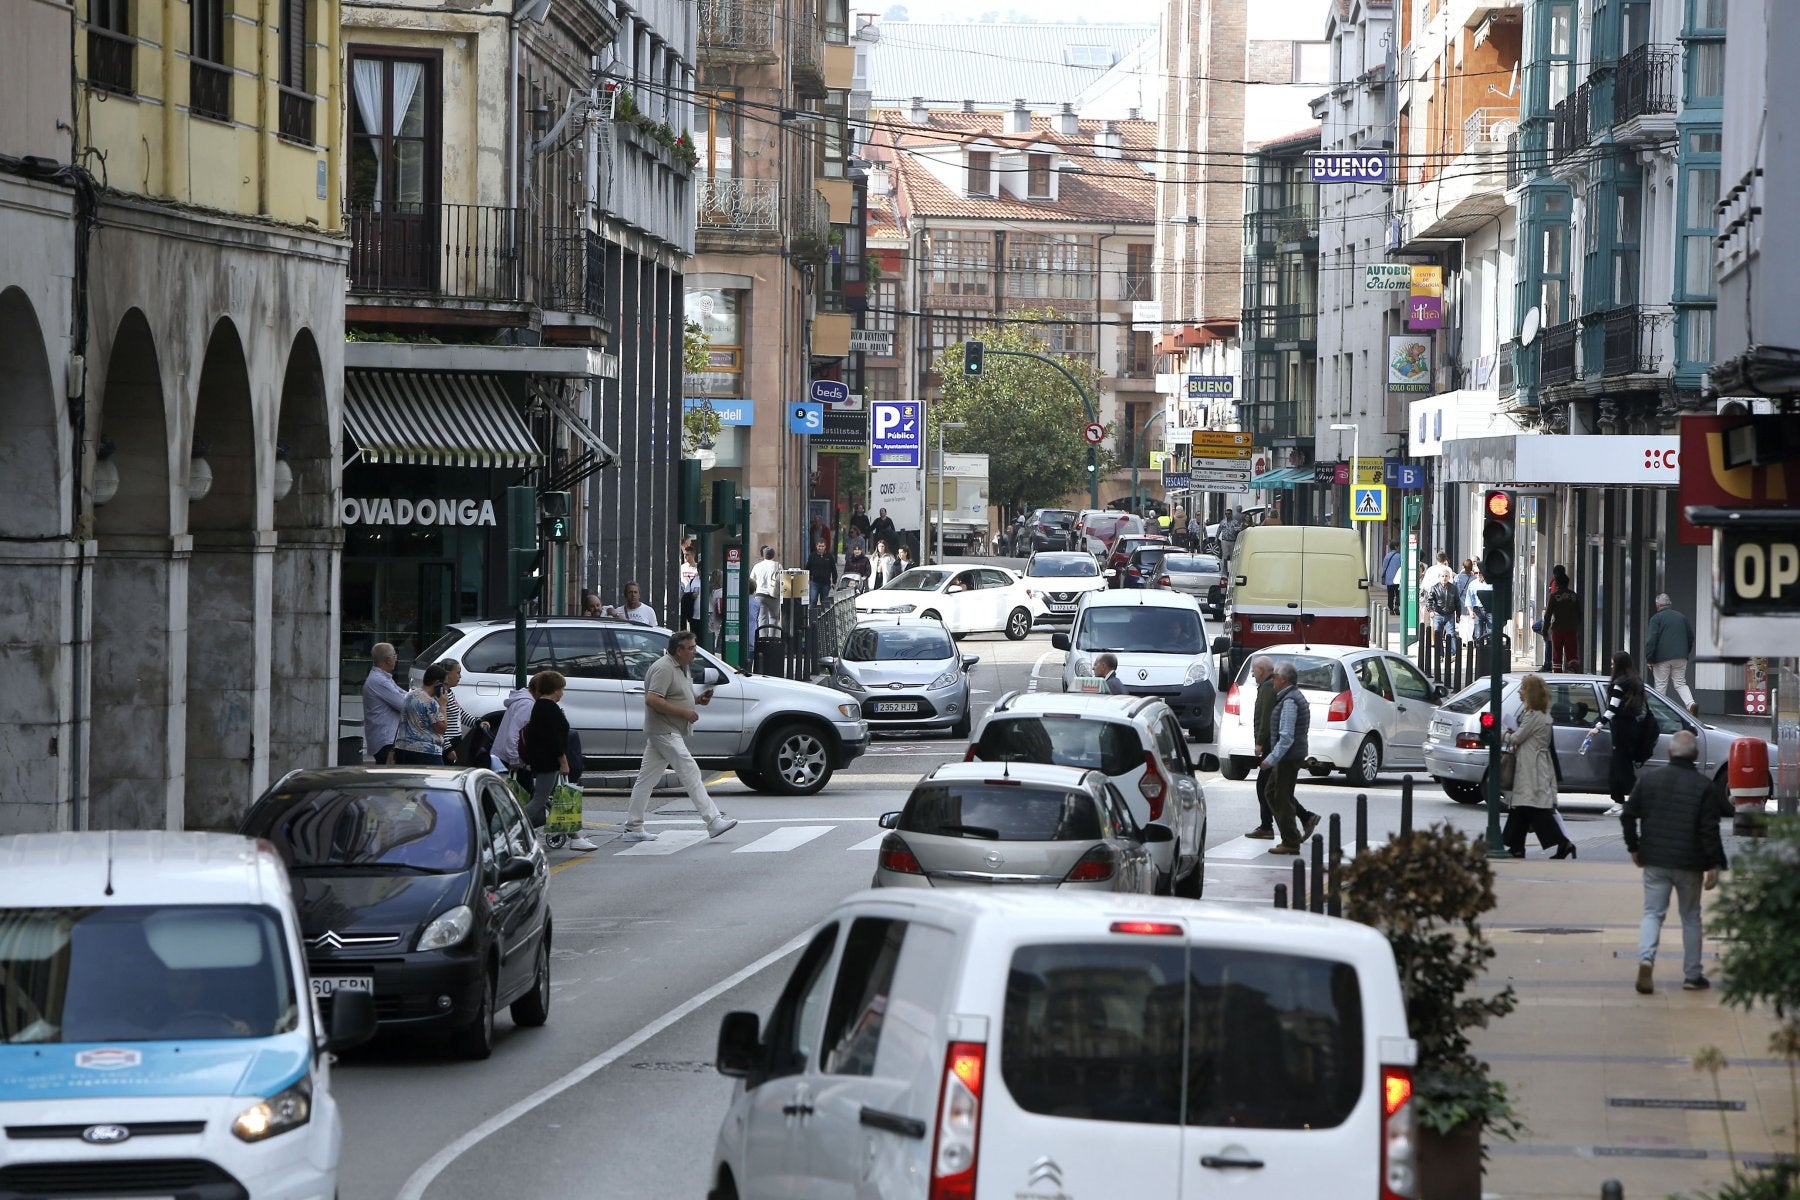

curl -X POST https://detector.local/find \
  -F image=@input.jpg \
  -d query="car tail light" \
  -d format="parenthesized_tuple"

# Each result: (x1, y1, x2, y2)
(1223, 683, 1241, 716)
(929, 1041, 986, 1200)
(1063, 844, 1118, 883)
(879, 836, 923, 875)
(1158, 576, 1172, 587)
(1111, 920, 1182, 935)
(1137, 752, 1167, 820)
(1327, 689, 1354, 722)
(1380, 1064, 1417, 1199)
(1455, 733, 1483, 750)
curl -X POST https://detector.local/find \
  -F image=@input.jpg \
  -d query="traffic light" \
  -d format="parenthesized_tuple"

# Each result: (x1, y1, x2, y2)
(1480, 488, 1515, 586)
(1479, 710, 1499, 746)
(506, 486, 540, 607)
(964, 340, 984, 377)
(539, 490, 571, 542)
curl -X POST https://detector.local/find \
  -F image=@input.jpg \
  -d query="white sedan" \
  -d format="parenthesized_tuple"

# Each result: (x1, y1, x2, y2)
(855, 565, 1045, 639)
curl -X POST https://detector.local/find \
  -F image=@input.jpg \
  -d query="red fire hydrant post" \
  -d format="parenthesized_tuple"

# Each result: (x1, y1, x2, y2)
(1730, 737, 1772, 838)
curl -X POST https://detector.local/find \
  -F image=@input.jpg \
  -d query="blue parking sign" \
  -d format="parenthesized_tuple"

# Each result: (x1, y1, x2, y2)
(869, 400, 922, 468)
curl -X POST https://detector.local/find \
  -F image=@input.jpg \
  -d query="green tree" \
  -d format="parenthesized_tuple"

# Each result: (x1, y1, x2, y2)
(931, 311, 1111, 519)
(682, 321, 721, 454)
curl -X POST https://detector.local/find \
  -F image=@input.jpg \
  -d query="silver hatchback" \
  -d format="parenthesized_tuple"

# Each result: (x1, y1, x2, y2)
(821, 618, 977, 738)
(873, 762, 1166, 892)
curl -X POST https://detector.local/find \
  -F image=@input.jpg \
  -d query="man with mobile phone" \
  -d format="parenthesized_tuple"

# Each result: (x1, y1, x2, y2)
(621, 630, 737, 843)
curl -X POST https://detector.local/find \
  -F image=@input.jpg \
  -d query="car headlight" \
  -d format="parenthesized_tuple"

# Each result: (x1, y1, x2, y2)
(929, 667, 962, 690)
(232, 1076, 312, 1142)
(837, 702, 862, 720)
(1071, 654, 1094, 676)
(416, 904, 474, 952)
(1184, 659, 1211, 685)
(836, 669, 867, 693)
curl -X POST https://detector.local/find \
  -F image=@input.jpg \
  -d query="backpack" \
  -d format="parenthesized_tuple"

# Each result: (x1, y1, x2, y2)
(1428, 580, 1460, 616)
(1630, 704, 1661, 762)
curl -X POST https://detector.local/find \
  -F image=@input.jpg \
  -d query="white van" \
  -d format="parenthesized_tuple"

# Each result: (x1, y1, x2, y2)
(1053, 589, 1218, 742)
(709, 890, 1417, 1200)
(0, 832, 374, 1198)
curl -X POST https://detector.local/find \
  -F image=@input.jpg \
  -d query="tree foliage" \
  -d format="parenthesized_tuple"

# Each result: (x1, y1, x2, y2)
(1711, 817, 1800, 1017)
(931, 311, 1112, 517)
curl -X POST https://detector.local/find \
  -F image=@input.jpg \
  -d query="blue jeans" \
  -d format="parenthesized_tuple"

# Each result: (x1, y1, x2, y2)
(1433, 613, 1460, 652)
(1640, 865, 1705, 980)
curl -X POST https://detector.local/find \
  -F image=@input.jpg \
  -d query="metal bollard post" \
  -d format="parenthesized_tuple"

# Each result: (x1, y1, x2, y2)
(1310, 834, 1325, 913)
(1400, 774, 1414, 837)
(1273, 883, 1288, 909)
(1601, 1182, 1623, 1200)
(1291, 860, 1305, 910)
(1356, 793, 1368, 853)
(1328, 813, 1343, 917)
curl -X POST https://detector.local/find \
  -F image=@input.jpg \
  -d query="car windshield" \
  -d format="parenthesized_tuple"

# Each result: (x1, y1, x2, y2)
(973, 716, 1144, 777)
(845, 626, 955, 662)
(900, 782, 1102, 842)
(880, 569, 951, 593)
(245, 786, 474, 873)
(0, 904, 299, 1044)
(1234, 655, 1348, 693)
(1163, 555, 1222, 574)
(1028, 556, 1100, 578)
(1074, 607, 1204, 655)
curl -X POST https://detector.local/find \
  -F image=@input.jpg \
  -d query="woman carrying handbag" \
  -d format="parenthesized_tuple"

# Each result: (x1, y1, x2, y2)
(1502, 673, 1578, 860)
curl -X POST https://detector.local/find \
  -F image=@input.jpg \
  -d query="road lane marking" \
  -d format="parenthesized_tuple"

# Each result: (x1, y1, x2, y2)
(848, 832, 888, 851)
(734, 825, 834, 853)
(395, 931, 812, 1200)
(615, 830, 708, 856)
(1027, 648, 1062, 693)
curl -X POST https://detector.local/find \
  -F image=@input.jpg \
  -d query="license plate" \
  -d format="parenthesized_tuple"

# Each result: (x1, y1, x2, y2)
(871, 701, 919, 714)
(311, 976, 373, 997)
(1432, 721, 1453, 736)
(1049, 603, 1075, 612)
(1252, 622, 1292, 632)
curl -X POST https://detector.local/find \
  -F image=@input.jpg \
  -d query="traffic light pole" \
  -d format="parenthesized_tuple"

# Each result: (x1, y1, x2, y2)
(975, 347, 1101, 509)
(1483, 581, 1512, 854)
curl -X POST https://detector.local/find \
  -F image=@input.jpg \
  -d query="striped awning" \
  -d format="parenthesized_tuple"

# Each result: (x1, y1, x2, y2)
(344, 371, 543, 469)
(1249, 467, 1314, 490)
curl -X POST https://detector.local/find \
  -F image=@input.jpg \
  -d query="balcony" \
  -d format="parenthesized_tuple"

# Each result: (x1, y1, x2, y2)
(1540, 319, 1580, 387)
(348, 203, 526, 303)
(1498, 339, 1517, 397)
(699, 0, 777, 51)
(1119, 273, 1154, 302)
(278, 86, 314, 145)
(1249, 203, 1318, 250)
(86, 26, 133, 95)
(1552, 82, 1592, 165)
(1242, 305, 1316, 346)
(696, 176, 780, 234)
(540, 228, 607, 316)
(1600, 304, 1667, 377)
(1462, 106, 1518, 153)
(1615, 44, 1679, 140)
(791, 5, 826, 98)
(190, 60, 230, 122)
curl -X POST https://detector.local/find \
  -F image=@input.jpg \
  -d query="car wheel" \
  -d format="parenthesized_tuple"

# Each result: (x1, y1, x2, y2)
(1219, 756, 1251, 781)
(1308, 765, 1334, 778)
(1710, 765, 1731, 813)
(712, 1169, 740, 1200)
(1174, 850, 1204, 899)
(509, 932, 551, 1027)
(1005, 607, 1032, 640)
(920, 609, 942, 623)
(735, 767, 768, 790)
(451, 971, 496, 1061)
(760, 723, 833, 795)
(1347, 736, 1382, 788)
(949, 707, 972, 739)
(1439, 777, 1486, 806)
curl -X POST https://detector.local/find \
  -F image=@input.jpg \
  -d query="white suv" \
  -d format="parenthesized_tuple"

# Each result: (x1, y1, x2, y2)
(1053, 588, 1219, 742)
(967, 692, 1212, 897)
(710, 889, 1417, 1200)
(417, 618, 869, 795)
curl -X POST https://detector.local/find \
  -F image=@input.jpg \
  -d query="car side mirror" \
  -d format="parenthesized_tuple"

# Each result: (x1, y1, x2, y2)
(1051, 633, 1071, 651)
(1432, 684, 1448, 702)
(818, 656, 837, 668)
(497, 855, 534, 884)
(1211, 636, 1230, 656)
(1359, 578, 1370, 590)
(1234, 575, 1246, 587)
(326, 988, 377, 1053)
(961, 655, 980, 670)
(1195, 752, 1221, 773)
(702, 666, 725, 686)
(947, 584, 966, 593)
(1103, 569, 1116, 578)
(1140, 823, 1175, 843)
(716, 1010, 763, 1078)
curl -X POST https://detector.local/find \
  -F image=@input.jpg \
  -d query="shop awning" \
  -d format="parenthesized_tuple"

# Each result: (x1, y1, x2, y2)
(1250, 467, 1313, 489)
(344, 370, 543, 469)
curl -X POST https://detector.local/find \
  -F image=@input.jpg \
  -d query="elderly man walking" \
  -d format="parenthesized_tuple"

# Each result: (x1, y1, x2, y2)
(622, 630, 739, 844)
(1259, 661, 1313, 855)
(1643, 593, 1698, 715)
(1620, 731, 1734, 993)
(1246, 655, 1317, 841)
(361, 643, 407, 765)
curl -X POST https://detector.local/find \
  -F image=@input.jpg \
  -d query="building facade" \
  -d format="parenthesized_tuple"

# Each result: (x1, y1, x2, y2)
(2, 0, 348, 832)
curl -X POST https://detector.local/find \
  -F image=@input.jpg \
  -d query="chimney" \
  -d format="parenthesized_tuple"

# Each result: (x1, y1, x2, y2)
(1093, 121, 1123, 159)
(908, 96, 930, 125)
(1007, 99, 1031, 134)
(962, 99, 975, 113)
(1127, 106, 1140, 121)
(1054, 102, 1079, 136)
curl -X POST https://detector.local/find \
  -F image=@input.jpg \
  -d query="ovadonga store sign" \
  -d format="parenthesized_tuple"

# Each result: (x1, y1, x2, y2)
(341, 497, 499, 527)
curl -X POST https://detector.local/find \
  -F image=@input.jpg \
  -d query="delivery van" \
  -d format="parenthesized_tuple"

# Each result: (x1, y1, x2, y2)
(0, 831, 374, 1198)
(1221, 525, 1371, 675)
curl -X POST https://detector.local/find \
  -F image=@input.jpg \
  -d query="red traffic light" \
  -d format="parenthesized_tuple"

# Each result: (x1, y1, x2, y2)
(1485, 490, 1512, 519)
(1479, 712, 1497, 730)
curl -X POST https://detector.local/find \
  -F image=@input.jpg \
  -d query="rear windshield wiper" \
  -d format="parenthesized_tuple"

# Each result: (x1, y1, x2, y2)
(934, 823, 1001, 840)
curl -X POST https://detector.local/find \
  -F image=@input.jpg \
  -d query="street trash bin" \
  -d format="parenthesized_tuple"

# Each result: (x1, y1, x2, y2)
(1730, 736, 1771, 837)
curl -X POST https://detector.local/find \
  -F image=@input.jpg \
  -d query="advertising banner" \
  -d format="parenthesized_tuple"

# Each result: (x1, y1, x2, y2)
(1387, 335, 1432, 394)
(1408, 265, 1444, 331)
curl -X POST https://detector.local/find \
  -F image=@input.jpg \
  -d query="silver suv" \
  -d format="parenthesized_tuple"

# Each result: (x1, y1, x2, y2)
(415, 619, 869, 794)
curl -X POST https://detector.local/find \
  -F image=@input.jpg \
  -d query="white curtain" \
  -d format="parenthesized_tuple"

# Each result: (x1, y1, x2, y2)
(388, 62, 423, 207)
(351, 59, 385, 209)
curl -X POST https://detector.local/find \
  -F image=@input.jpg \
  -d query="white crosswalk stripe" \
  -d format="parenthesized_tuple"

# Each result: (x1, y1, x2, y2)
(733, 825, 834, 854)
(847, 833, 888, 852)
(615, 830, 708, 856)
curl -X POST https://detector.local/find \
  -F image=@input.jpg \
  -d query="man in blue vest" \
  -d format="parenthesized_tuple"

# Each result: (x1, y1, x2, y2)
(1260, 661, 1312, 855)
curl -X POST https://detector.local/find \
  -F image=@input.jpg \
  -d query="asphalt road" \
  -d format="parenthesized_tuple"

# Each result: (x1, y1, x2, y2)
(329, 613, 1629, 1200)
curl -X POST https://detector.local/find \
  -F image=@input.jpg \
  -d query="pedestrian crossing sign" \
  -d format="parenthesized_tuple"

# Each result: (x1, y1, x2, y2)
(1352, 484, 1387, 522)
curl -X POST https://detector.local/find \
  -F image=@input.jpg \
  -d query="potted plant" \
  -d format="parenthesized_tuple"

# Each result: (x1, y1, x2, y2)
(1343, 825, 1522, 1198)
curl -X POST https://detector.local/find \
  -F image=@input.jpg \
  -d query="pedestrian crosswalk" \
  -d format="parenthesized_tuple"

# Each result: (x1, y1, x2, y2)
(733, 825, 833, 854)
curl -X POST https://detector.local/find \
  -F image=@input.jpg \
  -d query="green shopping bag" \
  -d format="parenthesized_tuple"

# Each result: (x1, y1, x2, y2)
(547, 781, 585, 835)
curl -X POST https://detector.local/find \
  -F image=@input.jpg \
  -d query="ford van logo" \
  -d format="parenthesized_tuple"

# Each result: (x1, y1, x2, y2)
(73, 1048, 141, 1071)
(81, 1125, 132, 1145)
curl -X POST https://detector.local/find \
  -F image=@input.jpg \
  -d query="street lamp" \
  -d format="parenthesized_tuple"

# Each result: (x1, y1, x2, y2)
(935, 421, 966, 563)
(1329, 422, 1368, 585)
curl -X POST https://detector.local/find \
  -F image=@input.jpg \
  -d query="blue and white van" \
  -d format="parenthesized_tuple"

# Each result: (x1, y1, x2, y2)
(0, 832, 374, 1198)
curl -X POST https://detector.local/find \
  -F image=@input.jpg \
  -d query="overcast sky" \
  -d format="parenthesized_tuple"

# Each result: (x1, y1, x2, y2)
(868, 0, 1333, 38)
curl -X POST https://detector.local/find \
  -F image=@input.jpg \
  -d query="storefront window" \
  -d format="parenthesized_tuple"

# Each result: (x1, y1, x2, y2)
(685, 288, 745, 398)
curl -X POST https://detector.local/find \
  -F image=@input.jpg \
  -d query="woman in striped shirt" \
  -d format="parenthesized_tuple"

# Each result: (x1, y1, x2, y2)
(439, 658, 467, 763)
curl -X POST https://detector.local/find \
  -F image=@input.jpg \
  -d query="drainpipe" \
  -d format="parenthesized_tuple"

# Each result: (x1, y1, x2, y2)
(258, 0, 272, 215)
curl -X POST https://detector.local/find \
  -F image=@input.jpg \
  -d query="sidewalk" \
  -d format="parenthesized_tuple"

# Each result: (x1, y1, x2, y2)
(1477, 857, 1795, 1199)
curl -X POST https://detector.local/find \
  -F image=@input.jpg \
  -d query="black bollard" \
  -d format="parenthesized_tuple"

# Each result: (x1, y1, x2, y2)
(1400, 774, 1414, 838)
(1310, 833, 1325, 913)
(1291, 860, 1305, 910)
(1356, 793, 1368, 853)
(1328, 813, 1343, 917)
(1601, 1183, 1623, 1200)
(1274, 883, 1288, 909)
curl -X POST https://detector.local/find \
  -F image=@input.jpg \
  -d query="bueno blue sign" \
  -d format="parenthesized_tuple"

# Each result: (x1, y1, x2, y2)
(1308, 153, 1389, 184)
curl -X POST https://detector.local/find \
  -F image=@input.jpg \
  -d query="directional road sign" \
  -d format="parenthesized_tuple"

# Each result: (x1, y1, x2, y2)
(1191, 430, 1253, 451)
(1188, 468, 1257, 487)
(1083, 422, 1106, 445)
(1187, 444, 1252, 460)
(1352, 484, 1387, 522)
(790, 401, 825, 436)
(870, 400, 922, 468)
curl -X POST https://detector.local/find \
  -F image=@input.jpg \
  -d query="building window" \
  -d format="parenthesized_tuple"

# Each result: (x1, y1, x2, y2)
(928, 316, 983, 356)
(1039, 317, 1096, 361)
(1536, 0, 1575, 112)
(1683, 0, 1725, 107)
(1674, 124, 1721, 378)
(1613, 186, 1641, 304)
(967, 151, 993, 197)
(349, 54, 435, 210)
(1005, 233, 1096, 300)
(1125, 330, 1154, 376)
(190, 0, 230, 122)
(862, 370, 900, 404)
(87, 0, 133, 95)
(696, 89, 739, 178)
(926, 230, 994, 299)
(685, 289, 746, 396)
(1123, 243, 1153, 300)
(867, 280, 897, 335)
(1027, 153, 1051, 198)
(278, 0, 314, 144)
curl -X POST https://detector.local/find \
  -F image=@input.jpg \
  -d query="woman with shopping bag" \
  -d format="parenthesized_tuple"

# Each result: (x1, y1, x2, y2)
(1502, 673, 1578, 860)
(520, 670, 597, 852)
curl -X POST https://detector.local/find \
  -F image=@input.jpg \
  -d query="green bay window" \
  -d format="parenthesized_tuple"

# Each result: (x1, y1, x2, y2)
(1683, 0, 1725, 109)
(1674, 125, 1721, 379)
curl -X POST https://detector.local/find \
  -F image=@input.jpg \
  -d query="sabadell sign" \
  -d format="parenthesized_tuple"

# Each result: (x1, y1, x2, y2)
(340, 497, 498, 527)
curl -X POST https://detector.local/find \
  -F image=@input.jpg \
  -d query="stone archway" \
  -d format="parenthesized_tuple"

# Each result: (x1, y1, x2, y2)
(0, 286, 74, 832)
(89, 308, 181, 830)
(183, 317, 268, 829)
(268, 329, 341, 778)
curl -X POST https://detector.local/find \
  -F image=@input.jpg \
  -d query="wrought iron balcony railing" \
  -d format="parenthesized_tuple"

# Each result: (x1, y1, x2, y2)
(1541, 319, 1580, 386)
(696, 176, 780, 232)
(1119, 273, 1153, 302)
(1552, 82, 1591, 163)
(348, 203, 526, 302)
(698, 0, 777, 50)
(541, 227, 607, 316)
(1616, 44, 1679, 124)
(1601, 304, 1667, 376)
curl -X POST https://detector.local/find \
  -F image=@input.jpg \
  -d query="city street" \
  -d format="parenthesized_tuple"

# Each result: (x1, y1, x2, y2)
(327, 622, 1637, 1200)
